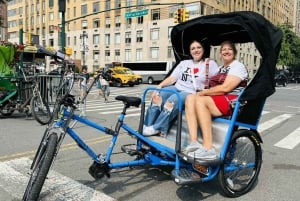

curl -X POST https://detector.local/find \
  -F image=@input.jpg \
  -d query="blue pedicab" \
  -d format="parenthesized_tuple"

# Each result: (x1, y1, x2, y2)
(23, 11, 282, 200)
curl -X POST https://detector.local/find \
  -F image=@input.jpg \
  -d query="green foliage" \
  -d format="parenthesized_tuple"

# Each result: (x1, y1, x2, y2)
(278, 23, 300, 73)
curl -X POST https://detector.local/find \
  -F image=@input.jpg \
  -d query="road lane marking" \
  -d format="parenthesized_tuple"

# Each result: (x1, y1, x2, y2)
(0, 158, 116, 201)
(258, 114, 293, 133)
(274, 127, 300, 149)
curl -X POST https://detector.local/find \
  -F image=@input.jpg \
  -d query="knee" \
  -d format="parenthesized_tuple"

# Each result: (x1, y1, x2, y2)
(196, 96, 209, 107)
(164, 101, 174, 112)
(185, 94, 195, 109)
(152, 94, 162, 105)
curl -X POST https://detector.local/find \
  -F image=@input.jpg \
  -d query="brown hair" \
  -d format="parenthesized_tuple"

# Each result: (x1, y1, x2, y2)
(220, 40, 237, 58)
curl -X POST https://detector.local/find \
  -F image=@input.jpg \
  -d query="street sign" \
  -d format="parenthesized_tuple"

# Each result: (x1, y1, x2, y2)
(125, 9, 148, 18)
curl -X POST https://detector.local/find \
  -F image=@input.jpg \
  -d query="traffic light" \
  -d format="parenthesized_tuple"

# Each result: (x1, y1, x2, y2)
(182, 8, 190, 22)
(174, 8, 183, 24)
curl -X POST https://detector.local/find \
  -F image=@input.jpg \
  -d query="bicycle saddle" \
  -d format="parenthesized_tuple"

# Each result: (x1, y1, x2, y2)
(115, 95, 141, 107)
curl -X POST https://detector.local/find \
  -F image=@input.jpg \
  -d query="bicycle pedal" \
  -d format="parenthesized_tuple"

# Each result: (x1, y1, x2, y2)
(171, 168, 203, 185)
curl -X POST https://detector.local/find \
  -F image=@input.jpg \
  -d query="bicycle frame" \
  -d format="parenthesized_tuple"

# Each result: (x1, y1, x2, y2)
(49, 87, 194, 170)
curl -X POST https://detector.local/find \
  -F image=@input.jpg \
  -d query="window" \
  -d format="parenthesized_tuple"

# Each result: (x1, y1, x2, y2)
(82, 20, 87, 29)
(137, 16, 143, 24)
(74, 36, 77, 46)
(93, 34, 100, 44)
(137, 0, 144, 6)
(93, 19, 100, 28)
(115, 15, 121, 27)
(126, 18, 132, 26)
(93, 2, 100, 12)
(81, 4, 87, 16)
(115, 0, 121, 8)
(73, 7, 76, 17)
(105, 0, 111, 10)
(126, 0, 131, 7)
(49, 12, 54, 21)
(150, 47, 159, 59)
(105, 17, 111, 28)
(136, 48, 143, 61)
(49, 38, 54, 46)
(151, 9, 160, 20)
(150, 28, 159, 40)
(42, 14, 46, 23)
(105, 50, 110, 61)
(105, 34, 110, 45)
(93, 51, 100, 60)
(115, 33, 121, 44)
(167, 46, 173, 58)
(67, 36, 70, 46)
(115, 49, 120, 61)
(125, 49, 131, 61)
(125, 32, 131, 44)
(49, 0, 54, 7)
(136, 30, 143, 42)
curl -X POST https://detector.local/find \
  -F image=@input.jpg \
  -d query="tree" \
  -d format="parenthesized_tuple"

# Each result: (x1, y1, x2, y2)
(277, 23, 300, 74)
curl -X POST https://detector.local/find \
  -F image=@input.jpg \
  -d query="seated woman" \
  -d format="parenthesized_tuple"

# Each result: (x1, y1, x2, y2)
(143, 40, 219, 136)
(184, 40, 248, 160)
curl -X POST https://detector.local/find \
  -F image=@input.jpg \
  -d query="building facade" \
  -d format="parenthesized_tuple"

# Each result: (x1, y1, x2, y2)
(0, 1, 8, 41)
(6, 0, 296, 77)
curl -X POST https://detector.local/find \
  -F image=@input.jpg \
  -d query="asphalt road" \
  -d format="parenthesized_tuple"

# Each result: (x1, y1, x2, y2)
(1, 84, 300, 201)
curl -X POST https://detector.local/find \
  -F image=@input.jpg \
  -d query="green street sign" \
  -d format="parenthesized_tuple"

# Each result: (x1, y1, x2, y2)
(125, 9, 148, 18)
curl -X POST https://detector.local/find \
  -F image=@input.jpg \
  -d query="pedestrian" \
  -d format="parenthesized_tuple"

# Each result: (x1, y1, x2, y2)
(78, 65, 90, 116)
(143, 40, 219, 136)
(184, 40, 248, 160)
(99, 69, 110, 103)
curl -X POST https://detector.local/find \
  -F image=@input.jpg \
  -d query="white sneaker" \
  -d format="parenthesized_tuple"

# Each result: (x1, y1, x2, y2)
(188, 147, 217, 160)
(183, 141, 203, 153)
(143, 125, 159, 136)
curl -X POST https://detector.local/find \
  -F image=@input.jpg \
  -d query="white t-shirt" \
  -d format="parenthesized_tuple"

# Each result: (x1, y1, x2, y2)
(171, 58, 219, 94)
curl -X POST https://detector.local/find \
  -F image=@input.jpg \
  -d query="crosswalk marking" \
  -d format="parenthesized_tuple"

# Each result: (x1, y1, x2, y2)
(258, 114, 294, 133)
(274, 127, 300, 149)
(0, 158, 116, 201)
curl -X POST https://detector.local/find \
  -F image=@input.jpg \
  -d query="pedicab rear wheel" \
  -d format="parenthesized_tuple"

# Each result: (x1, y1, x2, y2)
(218, 129, 262, 197)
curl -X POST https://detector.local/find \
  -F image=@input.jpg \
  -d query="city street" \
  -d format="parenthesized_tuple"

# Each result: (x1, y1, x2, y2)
(1, 84, 300, 201)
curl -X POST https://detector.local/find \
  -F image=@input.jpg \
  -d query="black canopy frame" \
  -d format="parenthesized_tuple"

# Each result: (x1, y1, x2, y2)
(170, 11, 283, 102)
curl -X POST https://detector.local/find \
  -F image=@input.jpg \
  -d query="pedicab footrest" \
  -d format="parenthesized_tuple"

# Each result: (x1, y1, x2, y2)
(171, 168, 204, 185)
(121, 144, 148, 156)
(178, 153, 222, 166)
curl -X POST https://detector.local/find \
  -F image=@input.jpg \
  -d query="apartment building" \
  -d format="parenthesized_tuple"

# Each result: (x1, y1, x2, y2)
(6, 0, 295, 76)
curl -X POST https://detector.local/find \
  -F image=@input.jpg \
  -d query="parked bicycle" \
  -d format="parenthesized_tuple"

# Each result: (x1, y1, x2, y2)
(0, 65, 51, 125)
(22, 11, 282, 200)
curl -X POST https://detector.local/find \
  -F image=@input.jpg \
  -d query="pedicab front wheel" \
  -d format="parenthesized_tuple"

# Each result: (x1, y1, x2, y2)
(218, 129, 262, 197)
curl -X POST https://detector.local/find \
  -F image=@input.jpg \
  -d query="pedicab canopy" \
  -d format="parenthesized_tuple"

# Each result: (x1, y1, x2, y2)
(170, 11, 283, 102)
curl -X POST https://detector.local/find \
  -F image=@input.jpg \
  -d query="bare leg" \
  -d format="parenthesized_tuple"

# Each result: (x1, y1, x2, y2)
(195, 96, 222, 149)
(185, 94, 198, 143)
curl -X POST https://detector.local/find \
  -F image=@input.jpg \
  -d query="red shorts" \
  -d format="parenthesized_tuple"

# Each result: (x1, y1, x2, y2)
(211, 95, 238, 116)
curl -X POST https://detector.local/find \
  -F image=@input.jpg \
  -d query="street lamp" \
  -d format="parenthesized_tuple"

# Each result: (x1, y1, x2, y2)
(80, 30, 88, 67)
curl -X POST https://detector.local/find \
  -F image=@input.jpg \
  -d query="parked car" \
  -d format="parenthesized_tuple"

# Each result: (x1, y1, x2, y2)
(289, 75, 300, 83)
(275, 74, 288, 87)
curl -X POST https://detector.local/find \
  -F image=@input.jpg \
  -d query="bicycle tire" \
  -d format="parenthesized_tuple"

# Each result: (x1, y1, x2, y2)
(22, 132, 58, 201)
(30, 95, 51, 125)
(218, 129, 262, 197)
(30, 129, 50, 170)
